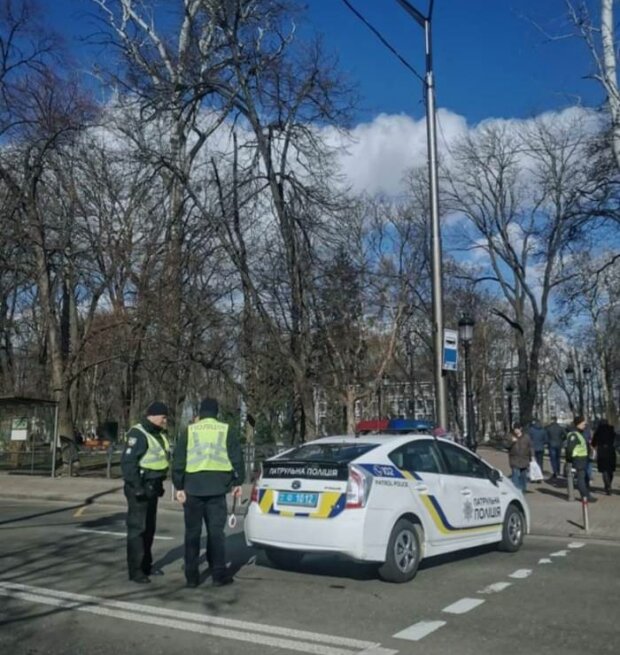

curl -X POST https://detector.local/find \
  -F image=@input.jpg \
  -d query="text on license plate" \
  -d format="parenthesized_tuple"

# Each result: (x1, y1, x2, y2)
(278, 491, 319, 507)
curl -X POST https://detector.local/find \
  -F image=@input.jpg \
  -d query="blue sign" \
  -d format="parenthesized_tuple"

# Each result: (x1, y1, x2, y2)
(443, 328, 458, 371)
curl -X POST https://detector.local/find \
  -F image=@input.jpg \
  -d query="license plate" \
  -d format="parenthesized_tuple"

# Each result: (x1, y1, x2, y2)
(278, 491, 319, 507)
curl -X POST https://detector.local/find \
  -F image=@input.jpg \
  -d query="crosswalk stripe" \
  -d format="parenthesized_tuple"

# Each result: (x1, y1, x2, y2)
(0, 581, 387, 655)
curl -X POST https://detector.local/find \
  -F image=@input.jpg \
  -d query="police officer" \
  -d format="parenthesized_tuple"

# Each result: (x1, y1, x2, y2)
(121, 401, 171, 583)
(565, 415, 597, 504)
(172, 397, 244, 588)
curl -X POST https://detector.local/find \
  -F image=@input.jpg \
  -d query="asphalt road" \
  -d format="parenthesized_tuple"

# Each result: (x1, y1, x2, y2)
(0, 498, 618, 655)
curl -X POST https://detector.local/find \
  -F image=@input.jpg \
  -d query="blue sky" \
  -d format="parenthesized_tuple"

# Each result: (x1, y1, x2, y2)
(47, 0, 603, 125)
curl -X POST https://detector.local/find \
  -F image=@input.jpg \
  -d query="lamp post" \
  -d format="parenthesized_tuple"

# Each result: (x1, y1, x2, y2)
(583, 366, 593, 419)
(395, 0, 447, 428)
(505, 382, 515, 428)
(458, 315, 476, 451)
(405, 331, 416, 418)
(565, 366, 577, 414)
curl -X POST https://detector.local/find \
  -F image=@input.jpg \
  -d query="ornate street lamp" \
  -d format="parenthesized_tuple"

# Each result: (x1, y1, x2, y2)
(505, 382, 515, 428)
(458, 314, 476, 451)
(583, 366, 593, 419)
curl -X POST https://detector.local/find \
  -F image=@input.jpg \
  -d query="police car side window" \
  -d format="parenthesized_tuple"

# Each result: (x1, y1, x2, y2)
(438, 442, 488, 479)
(389, 440, 443, 474)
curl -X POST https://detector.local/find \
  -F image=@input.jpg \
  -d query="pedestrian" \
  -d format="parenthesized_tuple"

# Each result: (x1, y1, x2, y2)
(172, 397, 244, 588)
(592, 419, 617, 495)
(545, 416, 566, 482)
(565, 415, 597, 503)
(121, 401, 171, 583)
(527, 417, 548, 478)
(505, 423, 533, 492)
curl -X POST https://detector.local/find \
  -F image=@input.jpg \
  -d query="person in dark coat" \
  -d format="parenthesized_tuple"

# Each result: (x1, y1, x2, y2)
(121, 401, 170, 583)
(505, 423, 534, 492)
(592, 419, 617, 495)
(527, 418, 548, 477)
(545, 416, 566, 482)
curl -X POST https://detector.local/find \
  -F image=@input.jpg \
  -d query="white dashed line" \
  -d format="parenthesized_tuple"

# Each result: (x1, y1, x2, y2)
(509, 569, 532, 579)
(538, 558, 552, 564)
(550, 550, 569, 557)
(393, 620, 446, 642)
(478, 582, 512, 594)
(568, 542, 586, 549)
(442, 598, 485, 614)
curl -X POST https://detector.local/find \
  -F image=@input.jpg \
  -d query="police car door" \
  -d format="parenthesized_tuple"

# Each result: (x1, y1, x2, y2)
(388, 438, 451, 546)
(435, 441, 503, 540)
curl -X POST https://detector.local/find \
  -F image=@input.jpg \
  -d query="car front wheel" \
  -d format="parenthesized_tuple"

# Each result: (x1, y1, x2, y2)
(498, 504, 525, 552)
(378, 519, 421, 583)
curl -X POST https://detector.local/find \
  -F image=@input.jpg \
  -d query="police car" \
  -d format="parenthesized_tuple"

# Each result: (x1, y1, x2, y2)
(245, 434, 529, 583)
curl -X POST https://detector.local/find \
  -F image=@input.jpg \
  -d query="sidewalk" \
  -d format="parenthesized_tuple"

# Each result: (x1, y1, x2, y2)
(0, 473, 254, 513)
(1, 452, 619, 541)
(478, 446, 620, 542)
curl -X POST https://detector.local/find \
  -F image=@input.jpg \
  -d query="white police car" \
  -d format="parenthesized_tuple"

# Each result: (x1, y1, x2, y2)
(245, 434, 529, 583)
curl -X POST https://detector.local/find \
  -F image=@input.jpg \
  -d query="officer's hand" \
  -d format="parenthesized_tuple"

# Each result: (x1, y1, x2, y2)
(176, 490, 187, 504)
(231, 486, 242, 498)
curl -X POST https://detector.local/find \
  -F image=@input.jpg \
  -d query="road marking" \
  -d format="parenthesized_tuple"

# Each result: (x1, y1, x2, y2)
(76, 528, 174, 541)
(478, 582, 511, 594)
(538, 558, 552, 564)
(442, 598, 485, 615)
(74, 506, 87, 517)
(0, 582, 386, 655)
(568, 542, 586, 549)
(393, 620, 446, 641)
(508, 569, 532, 579)
(550, 550, 569, 557)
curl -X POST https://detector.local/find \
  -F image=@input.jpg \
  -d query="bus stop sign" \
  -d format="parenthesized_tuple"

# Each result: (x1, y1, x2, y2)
(442, 328, 458, 371)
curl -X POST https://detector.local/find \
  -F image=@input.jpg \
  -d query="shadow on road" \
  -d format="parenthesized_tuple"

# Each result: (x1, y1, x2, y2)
(0, 488, 123, 526)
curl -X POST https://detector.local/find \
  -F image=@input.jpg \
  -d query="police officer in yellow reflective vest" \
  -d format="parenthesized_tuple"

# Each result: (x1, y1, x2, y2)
(172, 397, 244, 588)
(121, 401, 171, 583)
(565, 415, 596, 504)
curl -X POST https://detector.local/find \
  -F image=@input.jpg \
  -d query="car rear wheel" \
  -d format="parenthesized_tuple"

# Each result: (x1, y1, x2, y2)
(498, 504, 524, 552)
(378, 519, 421, 583)
(264, 547, 304, 570)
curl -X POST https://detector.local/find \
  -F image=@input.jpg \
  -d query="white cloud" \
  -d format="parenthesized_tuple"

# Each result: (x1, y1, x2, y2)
(324, 109, 468, 196)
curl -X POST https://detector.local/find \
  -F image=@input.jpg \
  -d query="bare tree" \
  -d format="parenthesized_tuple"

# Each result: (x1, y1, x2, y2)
(445, 113, 602, 424)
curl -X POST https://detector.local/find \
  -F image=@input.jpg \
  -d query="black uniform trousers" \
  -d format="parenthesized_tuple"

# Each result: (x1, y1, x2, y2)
(573, 457, 591, 500)
(125, 484, 159, 579)
(183, 494, 228, 584)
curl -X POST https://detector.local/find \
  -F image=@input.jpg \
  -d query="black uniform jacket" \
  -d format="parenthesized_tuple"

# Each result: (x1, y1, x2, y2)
(172, 422, 244, 497)
(121, 418, 169, 495)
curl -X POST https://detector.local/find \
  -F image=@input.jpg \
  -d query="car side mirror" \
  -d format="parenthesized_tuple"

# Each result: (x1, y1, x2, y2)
(489, 468, 501, 485)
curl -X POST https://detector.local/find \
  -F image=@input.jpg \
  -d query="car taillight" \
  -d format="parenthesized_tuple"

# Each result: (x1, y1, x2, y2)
(346, 465, 372, 509)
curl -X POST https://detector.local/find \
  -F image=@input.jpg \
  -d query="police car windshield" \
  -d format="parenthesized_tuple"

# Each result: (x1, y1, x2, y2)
(277, 443, 378, 463)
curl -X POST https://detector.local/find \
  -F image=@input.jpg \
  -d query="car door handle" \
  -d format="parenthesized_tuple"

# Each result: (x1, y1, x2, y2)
(413, 484, 428, 492)
(461, 488, 472, 496)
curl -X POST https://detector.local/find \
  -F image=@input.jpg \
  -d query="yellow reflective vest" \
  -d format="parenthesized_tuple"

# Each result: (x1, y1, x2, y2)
(186, 418, 233, 473)
(567, 430, 588, 459)
(133, 424, 170, 471)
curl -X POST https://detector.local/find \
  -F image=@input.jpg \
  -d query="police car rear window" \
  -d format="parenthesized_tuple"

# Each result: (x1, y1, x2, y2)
(274, 443, 378, 464)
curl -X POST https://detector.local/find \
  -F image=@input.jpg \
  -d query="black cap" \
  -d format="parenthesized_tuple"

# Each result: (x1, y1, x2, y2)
(199, 397, 219, 418)
(146, 401, 169, 417)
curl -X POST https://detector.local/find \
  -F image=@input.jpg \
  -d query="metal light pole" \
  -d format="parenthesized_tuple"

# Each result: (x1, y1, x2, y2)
(583, 366, 594, 420)
(505, 382, 514, 429)
(395, 0, 447, 428)
(405, 330, 416, 418)
(458, 315, 476, 451)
